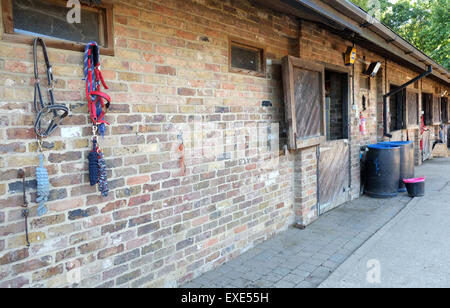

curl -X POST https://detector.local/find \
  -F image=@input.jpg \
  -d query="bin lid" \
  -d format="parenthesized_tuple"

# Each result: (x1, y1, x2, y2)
(367, 144, 400, 150)
(379, 141, 413, 146)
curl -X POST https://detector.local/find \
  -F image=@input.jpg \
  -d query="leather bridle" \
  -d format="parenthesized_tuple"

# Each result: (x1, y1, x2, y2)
(33, 37, 69, 138)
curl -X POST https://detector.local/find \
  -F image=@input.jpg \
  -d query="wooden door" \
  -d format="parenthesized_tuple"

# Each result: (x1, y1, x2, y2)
(318, 140, 350, 214)
(282, 56, 326, 150)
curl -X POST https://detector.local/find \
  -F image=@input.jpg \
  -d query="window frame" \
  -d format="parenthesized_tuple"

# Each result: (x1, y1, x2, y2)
(229, 37, 266, 78)
(1, 0, 114, 56)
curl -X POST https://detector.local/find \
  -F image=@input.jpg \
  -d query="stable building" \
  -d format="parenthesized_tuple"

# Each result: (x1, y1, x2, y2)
(0, 0, 449, 288)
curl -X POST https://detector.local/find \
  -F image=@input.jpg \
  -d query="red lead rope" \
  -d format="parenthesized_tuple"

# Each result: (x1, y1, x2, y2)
(86, 46, 111, 127)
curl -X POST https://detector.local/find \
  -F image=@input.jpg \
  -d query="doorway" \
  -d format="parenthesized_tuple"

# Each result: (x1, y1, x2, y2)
(319, 69, 350, 215)
(389, 85, 406, 131)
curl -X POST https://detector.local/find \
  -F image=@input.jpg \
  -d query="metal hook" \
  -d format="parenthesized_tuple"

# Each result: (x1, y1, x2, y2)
(36, 137, 44, 153)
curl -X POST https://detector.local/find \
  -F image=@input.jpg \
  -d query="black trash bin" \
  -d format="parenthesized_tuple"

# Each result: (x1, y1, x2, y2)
(365, 144, 401, 198)
(379, 141, 414, 192)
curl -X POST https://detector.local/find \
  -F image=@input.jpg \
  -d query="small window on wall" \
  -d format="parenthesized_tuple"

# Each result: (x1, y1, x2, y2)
(1, 0, 114, 55)
(229, 37, 265, 77)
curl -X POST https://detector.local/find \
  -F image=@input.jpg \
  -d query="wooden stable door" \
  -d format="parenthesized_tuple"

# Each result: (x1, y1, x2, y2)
(282, 56, 351, 214)
(318, 140, 350, 214)
(318, 70, 350, 214)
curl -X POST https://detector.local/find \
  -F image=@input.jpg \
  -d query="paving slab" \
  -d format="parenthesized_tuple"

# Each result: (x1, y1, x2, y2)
(320, 158, 450, 288)
(183, 175, 414, 287)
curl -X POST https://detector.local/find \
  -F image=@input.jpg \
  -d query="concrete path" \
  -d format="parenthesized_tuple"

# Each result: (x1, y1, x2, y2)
(320, 158, 450, 288)
(183, 179, 413, 288)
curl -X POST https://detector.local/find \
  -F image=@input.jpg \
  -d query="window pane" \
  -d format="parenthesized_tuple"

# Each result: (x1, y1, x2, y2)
(13, 0, 100, 44)
(231, 46, 259, 72)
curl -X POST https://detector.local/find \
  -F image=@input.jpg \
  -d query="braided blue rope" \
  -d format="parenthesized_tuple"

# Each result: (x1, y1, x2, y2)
(83, 41, 99, 84)
(36, 154, 49, 217)
(88, 139, 99, 186)
(98, 151, 109, 197)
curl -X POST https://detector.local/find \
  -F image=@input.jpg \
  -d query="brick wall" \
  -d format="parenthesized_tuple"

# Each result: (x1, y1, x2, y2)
(0, 0, 300, 288)
(0, 0, 448, 288)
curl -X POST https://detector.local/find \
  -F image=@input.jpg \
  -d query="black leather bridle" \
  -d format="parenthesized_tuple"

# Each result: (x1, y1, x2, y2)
(33, 37, 69, 138)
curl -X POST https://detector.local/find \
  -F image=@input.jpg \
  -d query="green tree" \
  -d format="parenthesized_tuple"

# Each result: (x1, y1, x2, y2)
(350, 0, 449, 69)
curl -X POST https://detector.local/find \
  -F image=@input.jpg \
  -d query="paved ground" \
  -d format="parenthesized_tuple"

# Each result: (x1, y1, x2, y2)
(320, 158, 450, 288)
(183, 179, 414, 288)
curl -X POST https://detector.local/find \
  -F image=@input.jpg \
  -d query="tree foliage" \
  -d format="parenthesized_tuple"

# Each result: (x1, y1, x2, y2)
(350, 0, 449, 70)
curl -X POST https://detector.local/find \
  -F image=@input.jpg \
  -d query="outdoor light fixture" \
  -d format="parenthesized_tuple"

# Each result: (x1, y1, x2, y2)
(81, 0, 102, 5)
(365, 62, 382, 77)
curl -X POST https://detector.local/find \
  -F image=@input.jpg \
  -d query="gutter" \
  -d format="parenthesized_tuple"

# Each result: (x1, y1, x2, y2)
(297, 0, 450, 85)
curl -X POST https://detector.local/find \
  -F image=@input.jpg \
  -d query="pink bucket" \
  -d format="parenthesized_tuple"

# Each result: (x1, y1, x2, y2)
(403, 177, 426, 184)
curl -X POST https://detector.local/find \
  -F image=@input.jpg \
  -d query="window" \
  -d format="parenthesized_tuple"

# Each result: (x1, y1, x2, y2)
(229, 37, 265, 77)
(422, 93, 433, 126)
(325, 70, 349, 141)
(1, 0, 114, 55)
(442, 97, 449, 123)
(389, 85, 406, 131)
(282, 56, 325, 149)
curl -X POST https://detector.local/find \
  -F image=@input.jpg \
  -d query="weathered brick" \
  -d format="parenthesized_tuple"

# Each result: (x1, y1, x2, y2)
(116, 269, 141, 285)
(30, 214, 65, 229)
(68, 207, 99, 221)
(32, 265, 64, 282)
(155, 65, 176, 75)
(12, 256, 52, 275)
(137, 222, 160, 236)
(113, 207, 139, 220)
(114, 249, 140, 266)
(127, 175, 150, 186)
(129, 214, 152, 227)
(98, 244, 125, 259)
(55, 248, 76, 263)
(101, 221, 127, 235)
(141, 240, 163, 255)
(128, 194, 151, 207)
(0, 276, 29, 288)
(176, 238, 194, 251)
(0, 248, 29, 265)
(0, 142, 26, 153)
(103, 264, 129, 280)
(79, 238, 108, 254)
(48, 152, 82, 163)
